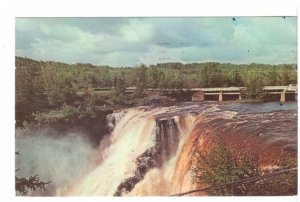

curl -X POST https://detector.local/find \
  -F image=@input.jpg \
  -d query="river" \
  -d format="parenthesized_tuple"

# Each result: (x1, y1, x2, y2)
(15, 101, 297, 196)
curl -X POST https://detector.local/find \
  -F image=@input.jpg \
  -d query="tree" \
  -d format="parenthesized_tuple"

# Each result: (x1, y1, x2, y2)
(199, 63, 228, 87)
(267, 67, 279, 86)
(15, 152, 50, 196)
(100, 69, 112, 88)
(133, 64, 147, 98)
(229, 69, 243, 86)
(191, 138, 297, 196)
(16, 173, 51, 196)
(280, 66, 295, 86)
(15, 58, 48, 126)
(111, 75, 128, 105)
(192, 139, 260, 195)
(41, 63, 78, 107)
(241, 71, 267, 100)
(146, 67, 164, 89)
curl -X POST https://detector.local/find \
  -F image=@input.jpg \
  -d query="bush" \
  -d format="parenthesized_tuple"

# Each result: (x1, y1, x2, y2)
(110, 76, 129, 105)
(111, 90, 128, 105)
(240, 85, 266, 100)
(249, 154, 297, 196)
(191, 138, 297, 196)
(33, 103, 96, 126)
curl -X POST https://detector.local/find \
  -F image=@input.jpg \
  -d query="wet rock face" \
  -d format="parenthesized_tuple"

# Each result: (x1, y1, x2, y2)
(106, 111, 127, 134)
(114, 118, 180, 196)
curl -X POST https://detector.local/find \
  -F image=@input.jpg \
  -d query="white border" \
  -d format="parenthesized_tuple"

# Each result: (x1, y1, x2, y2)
(0, 0, 298, 202)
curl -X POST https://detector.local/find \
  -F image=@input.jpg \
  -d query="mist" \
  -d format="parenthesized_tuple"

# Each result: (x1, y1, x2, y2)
(15, 128, 97, 196)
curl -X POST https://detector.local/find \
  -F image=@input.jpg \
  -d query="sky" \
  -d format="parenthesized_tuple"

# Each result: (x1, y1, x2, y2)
(15, 17, 297, 67)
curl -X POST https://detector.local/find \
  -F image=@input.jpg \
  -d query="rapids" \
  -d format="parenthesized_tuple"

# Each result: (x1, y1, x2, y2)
(58, 104, 296, 196)
(15, 102, 297, 196)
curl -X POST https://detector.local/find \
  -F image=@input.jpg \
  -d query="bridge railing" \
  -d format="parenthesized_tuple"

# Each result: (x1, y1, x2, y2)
(94, 85, 297, 92)
(263, 85, 297, 91)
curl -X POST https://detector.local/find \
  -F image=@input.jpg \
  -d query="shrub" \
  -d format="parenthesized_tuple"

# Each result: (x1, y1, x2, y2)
(249, 154, 297, 196)
(33, 103, 96, 126)
(111, 90, 128, 105)
(191, 138, 297, 196)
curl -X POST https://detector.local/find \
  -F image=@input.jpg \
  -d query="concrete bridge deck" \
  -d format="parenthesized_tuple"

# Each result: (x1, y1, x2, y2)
(192, 85, 297, 92)
(95, 85, 297, 102)
(122, 85, 297, 92)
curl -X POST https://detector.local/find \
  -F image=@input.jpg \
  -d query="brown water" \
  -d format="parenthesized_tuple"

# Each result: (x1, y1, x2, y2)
(15, 102, 297, 196)
(222, 102, 297, 151)
(58, 102, 297, 196)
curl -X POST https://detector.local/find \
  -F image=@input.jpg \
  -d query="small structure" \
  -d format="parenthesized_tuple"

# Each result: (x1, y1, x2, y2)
(218, 91, 223, 102)
(192, 91, 204, 101)
(280, 90, 286, 102)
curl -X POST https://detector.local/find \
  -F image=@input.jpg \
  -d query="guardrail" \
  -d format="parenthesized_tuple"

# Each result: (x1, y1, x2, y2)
(94, 85, 297, 92)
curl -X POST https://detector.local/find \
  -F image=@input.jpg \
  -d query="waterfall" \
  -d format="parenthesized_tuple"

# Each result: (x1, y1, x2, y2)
(60, 107, 197, 196)
(16, 103, 296, 196)
(56, 103, 296, 196)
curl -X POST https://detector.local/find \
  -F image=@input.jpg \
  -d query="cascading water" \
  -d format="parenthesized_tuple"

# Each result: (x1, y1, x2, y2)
(51, 102, 296, 196)
(59, 106, 200, 196)
(15, 102, 296, 196)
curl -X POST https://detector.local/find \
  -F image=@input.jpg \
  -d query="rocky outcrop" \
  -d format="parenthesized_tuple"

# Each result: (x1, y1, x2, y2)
(114, 118, 181, 196)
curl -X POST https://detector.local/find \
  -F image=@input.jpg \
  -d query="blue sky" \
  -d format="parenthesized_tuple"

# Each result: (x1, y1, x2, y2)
(15, 17, 297, 67)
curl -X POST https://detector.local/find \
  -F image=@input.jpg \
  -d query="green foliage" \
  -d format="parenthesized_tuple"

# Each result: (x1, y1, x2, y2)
(132, 64, 147, 99)
(16, 60, 48, 125)
(15, 56, 297, 125)
(198, 63, 232, 87)
(15, 174, 51, 196)
(229, 69, 243, 86)
(134, 64, 147, 90)
(241, 76, 266, 100)
(33, 104, 96, 126)
(159, 70, 184, 90)
(41, 62, 79, 107)
(146, 67, 164, 89)
(191, 139, 297, 196)
(249, 154, 297, 196)
(15, 152, 50, 196)
(192, 139, 260, 195)
(111, 76, 128, 105)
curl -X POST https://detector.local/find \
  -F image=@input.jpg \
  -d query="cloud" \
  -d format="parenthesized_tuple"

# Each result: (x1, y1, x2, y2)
(16, 17, 297, 66)
(120, 18, 155, 42)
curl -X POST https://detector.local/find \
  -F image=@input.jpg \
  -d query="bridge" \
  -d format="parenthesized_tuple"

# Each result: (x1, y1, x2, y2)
(188, 85, 297, 102)
(95, 85, 297, 102)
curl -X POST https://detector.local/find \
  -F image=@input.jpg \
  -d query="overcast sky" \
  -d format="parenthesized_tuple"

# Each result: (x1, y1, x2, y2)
(15, 17, 297, 67)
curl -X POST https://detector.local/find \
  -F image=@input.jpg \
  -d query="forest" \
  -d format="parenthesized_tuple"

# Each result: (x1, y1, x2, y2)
(15, 56, 297, 127)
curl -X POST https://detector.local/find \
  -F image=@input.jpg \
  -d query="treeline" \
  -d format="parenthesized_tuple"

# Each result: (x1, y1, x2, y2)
(15, 56, 297, 126)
